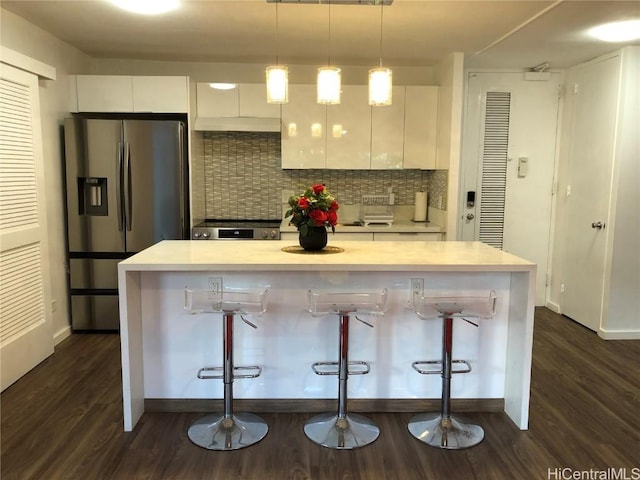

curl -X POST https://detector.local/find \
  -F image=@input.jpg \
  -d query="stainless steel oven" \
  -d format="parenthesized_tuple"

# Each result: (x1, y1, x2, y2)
(191, 220, 281, 240)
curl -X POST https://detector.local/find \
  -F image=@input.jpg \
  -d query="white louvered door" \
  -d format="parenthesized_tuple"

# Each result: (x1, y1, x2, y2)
(0, 63, 54, 391)
(461, 72, 561, 306)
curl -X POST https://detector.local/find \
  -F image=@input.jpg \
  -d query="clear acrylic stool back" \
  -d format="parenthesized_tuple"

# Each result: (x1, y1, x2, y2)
(307, 289, 388, 317)
(184, 286, 269, 315)
(413, 291, 496, 320)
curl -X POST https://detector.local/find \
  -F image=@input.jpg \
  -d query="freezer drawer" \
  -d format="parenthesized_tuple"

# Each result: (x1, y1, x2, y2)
(69, 258, 120, 289)
(71, 295, 120, 331)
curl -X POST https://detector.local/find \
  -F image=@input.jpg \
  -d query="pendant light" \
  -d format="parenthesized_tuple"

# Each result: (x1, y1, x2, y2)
(317, 3, 341, 105)
(369, 2, 392, 106)
(266, 3, 288, 104)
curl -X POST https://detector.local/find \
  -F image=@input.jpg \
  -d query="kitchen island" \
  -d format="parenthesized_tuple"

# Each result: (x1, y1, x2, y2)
(118, 240, 535, 432)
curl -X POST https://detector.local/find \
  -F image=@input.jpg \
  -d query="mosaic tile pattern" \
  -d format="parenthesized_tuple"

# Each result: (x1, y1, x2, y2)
(203, 132, 448, 219)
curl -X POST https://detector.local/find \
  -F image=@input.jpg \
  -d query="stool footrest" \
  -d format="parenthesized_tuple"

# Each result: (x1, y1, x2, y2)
(411, 360, 471, 375)
(197, 365, 262, 379)
(312, 361, 370, 376)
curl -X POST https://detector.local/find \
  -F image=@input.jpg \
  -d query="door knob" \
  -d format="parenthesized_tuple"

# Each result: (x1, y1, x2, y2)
(591, 221, 605, 229)
(466, 213, 475, 220)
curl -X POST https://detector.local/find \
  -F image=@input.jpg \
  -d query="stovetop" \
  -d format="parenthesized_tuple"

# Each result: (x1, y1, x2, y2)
(192, 219, 282, 240)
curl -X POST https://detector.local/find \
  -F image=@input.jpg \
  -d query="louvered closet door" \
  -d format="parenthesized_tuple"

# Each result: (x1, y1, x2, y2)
(461, 72, 560, 306)
(0, 63, 54, 391)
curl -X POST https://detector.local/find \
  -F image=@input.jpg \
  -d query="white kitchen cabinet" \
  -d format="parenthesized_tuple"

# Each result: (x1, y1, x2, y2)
(195, 83, 281, 132)
(196, 83, 238, 117)
(196, 83, 280, 118)
(373, 232, 442, 241)
(281, 85, 327, 169)
(74, 75, 189, 113)
(282, 84, 438, 170)
(281, 231, 442, 241)
(238, 84, 280, 118)
(132, 76, 189, 113)
(280, 232, 374, 242)
(326, 85, 371, 169)
(403, 86, 439, 169)
(371, 87, 406, 169)
(76, 75, 133, 112)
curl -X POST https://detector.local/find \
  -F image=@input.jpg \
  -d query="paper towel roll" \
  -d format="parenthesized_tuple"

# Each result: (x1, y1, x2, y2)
(414, 191, 427, 222)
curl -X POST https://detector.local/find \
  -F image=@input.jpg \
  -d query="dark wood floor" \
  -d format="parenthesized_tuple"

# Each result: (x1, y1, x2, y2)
(2, 308, 639, 479)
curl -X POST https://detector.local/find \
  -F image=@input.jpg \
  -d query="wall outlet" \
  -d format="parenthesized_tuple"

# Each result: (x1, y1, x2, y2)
(207, 276, 223, 299)
(408, 278, 424, 308)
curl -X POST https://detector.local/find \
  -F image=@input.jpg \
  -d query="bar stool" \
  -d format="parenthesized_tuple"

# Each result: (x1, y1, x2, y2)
(184, 285, 269, 450)
(304, 289, 387, 449)
(409, 290, 496, 449)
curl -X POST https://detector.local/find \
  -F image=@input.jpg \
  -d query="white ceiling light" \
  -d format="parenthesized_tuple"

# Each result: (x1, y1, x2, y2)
(110, 0, 179, 15)
(209, 83, 237, 90)
(369, 2, 392, 106)
(317, 4, 341, 104)
(588, 19, 640, 42)
(266, 4, 289, 104)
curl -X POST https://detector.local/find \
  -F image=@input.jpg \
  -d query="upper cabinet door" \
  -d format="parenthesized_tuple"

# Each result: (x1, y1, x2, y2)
(239, 84, 280, 118)
(196, 83, 239, 117)
(326, 85, 371, 169)
(76, 75, 133, 112)
(75, 75, 189, 113)
(371, 87, 406, 170)
(403, 86, 439, 169)
(132, 76, 188, 113)
(281, 84, 327, 169)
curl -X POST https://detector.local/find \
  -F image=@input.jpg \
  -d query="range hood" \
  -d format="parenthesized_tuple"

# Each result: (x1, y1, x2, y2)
(193, 116, 281, 133)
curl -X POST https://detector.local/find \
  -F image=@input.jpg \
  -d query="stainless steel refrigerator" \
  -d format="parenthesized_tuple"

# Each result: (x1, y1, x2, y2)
(63, 115, 189, 331)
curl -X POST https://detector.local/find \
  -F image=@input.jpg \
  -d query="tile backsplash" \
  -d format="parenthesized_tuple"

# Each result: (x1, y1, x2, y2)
(203, 132, 448, 219)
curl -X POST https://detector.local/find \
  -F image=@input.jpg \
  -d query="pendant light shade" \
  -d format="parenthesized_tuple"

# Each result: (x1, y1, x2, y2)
(369, 3, 392, 106)
(266, 65, 288, 104)
(317, 67, 341, 105)
(266, 4, 288, 104)
(317, 4, 341, 105)
(368, 67, 392, 106)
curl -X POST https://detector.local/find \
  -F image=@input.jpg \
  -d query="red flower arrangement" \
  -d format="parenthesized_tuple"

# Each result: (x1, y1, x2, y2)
(285, 184, 339, 237)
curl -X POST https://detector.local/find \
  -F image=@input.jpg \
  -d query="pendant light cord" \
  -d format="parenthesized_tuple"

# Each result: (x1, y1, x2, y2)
(378, 3, 384, 67)
(275, 3, 280, 65)
(328, 3, 332, 66)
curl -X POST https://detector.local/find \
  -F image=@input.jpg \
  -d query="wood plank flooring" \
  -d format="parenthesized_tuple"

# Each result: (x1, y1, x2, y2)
(2, 308, 639, 479)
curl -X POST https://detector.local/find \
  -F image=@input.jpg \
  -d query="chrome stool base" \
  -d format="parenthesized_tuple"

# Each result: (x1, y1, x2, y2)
(304, 412, 380, 449)
(188, 412, 269, 451)
(408, 412, 484, 449)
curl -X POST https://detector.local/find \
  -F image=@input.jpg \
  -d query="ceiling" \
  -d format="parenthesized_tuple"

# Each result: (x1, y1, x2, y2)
(2, 0, 639, 69)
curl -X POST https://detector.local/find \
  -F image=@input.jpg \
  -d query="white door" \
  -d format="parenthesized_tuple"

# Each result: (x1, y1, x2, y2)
(461, 72, 561, 306)
(0, 63, 54, 391)
(561, 55, 620, 331)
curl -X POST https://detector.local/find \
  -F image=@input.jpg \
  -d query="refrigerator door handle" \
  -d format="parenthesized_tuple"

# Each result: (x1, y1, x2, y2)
(178, 122, 185, 236)
(124, 142, 132, 231)
(116, 142, 124, 232)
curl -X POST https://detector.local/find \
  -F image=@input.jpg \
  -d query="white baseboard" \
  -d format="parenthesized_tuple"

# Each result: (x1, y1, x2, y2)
(53, 325, 72, 345)
(545, 301, 561, 313)
(598, 329, 640, 340)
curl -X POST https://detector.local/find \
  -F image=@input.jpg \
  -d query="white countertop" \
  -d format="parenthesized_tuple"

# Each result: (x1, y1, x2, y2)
(119, 240, 535, 272)
(279, 218, 444, 234)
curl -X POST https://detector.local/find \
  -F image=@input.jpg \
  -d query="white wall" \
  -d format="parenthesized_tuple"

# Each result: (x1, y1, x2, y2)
(0, 8, 92, 343)
(434, 52, 465, 240)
